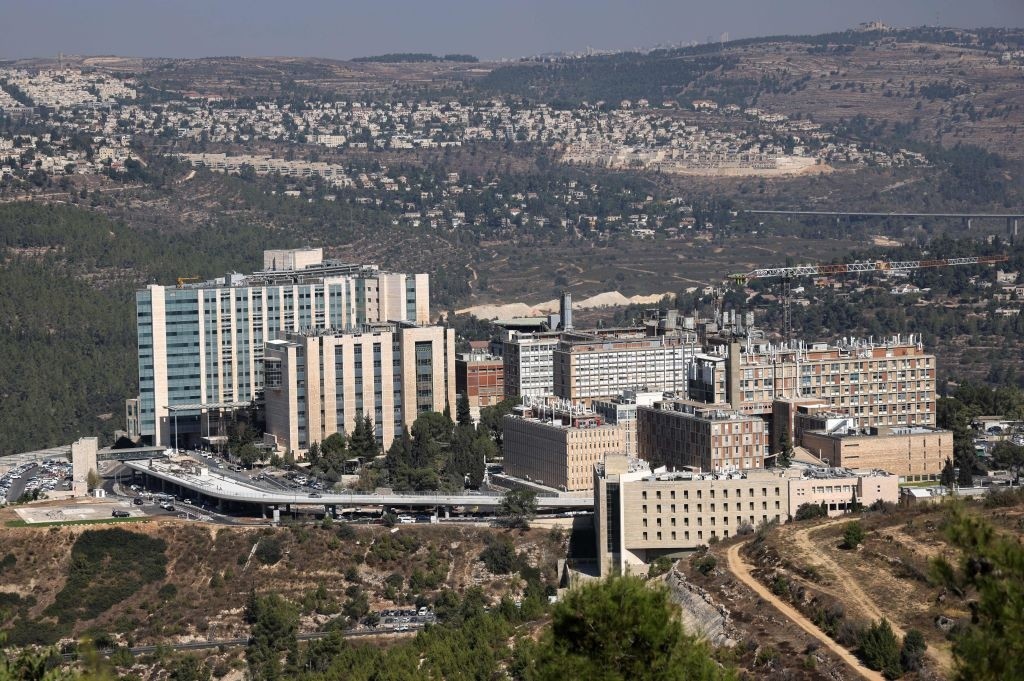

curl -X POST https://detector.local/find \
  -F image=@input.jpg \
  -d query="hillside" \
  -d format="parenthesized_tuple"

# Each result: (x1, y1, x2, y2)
(0, 515, 566, 648)
(678, 491, 1024, 680)
(481, 27, 1024, 158)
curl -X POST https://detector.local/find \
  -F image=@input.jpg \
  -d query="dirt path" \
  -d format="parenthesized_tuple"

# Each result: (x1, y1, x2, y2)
(725, 540, 886, 681)
(790, 522, 954, 675)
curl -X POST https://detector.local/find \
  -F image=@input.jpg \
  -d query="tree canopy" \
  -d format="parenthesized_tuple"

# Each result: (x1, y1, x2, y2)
(520, 575, 734, 681)
(931, 505, 1024, 681)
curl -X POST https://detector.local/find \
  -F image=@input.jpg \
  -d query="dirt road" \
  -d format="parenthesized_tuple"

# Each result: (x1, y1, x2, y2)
(787, 522, 954, 675)
(725, 540, 885, 681)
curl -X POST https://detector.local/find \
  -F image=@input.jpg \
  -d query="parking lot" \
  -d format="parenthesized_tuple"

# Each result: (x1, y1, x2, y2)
(377, 608, 437, 632)
(1, 459, 72, 503)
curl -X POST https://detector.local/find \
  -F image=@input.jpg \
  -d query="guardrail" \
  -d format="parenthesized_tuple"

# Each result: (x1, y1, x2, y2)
(125, 461, 594, 509)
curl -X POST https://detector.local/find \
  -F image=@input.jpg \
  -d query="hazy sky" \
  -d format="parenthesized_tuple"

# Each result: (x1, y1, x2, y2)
(2, 0, 1022, 61)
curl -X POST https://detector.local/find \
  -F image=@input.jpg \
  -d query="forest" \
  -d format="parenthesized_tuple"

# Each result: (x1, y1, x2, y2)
(479, 53, 738, 106)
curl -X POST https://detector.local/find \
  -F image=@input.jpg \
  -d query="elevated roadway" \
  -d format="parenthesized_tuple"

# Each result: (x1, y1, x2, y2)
(124, 460, 593, 512)
(745, 209, 1022, 234)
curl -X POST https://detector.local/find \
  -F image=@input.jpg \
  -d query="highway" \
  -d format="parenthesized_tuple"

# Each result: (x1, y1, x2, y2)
(745, 209, 1024, 219)
(125, 460, 593, 511)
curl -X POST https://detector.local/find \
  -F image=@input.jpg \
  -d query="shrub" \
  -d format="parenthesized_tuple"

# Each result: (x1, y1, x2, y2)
(336, 523, 356, 540)
(900, 629, 927, 672)
(843, 521, 866, 549)
(692, 554, 717, 576)
(859, 618, 902, 679)
(755, 646, 779, 668)
(480, 536, 518, 574)
(254, 536, 283, 565)
(648, 556, 674, 579)
(795, 502, 828, 521)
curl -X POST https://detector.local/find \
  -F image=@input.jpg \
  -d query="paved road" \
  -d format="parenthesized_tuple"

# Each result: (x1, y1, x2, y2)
(126, 460, 592, 510)
(725, 540, 885, 681)
(4, 465, 40, 502)
(61, 625, 422, 661)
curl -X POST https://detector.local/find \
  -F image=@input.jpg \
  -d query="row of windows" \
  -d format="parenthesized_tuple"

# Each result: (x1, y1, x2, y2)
(641, 486, 781, 500)
(640, 518, 780, 543)
(641, 501, 781, 520)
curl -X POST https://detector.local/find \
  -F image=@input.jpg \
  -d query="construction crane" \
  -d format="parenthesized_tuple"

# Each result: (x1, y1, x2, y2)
(176, 276, 201, 288)
(729, 255, 1009, 341)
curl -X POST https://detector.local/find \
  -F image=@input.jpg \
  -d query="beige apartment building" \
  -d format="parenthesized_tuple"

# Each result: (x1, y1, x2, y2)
(637, 399, 770, 472)
(552, 329, 697, 402)
(594, 455, 898, 576)
(801, 425, 950, 481)
(263, 321, 454, 455)
(689, 335, 936, 428)
(502, 402, 625, 492)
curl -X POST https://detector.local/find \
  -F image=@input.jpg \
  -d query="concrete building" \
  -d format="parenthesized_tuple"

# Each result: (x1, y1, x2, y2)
(594, 454, 898, 576)
(595, 457, 790, 576)
(263, 321, 454, 455)
(690, 335, 936, 429)
(455, 350, 505, 423)
(263, 248, 325, 272)
(800, 425, 950, 481)
(502, 330, 561, 399)
(70, 436, 99, 497)
(502, 400, 625, 492)
(591, 390, 663, 457)
(637, 399, 770, 472)
(553, 328, 697, 402)
(130, 249, 430, 447)
(789, 464, 899, 515)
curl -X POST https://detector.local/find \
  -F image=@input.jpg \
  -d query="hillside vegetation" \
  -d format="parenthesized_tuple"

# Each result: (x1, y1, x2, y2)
(0, 519, 566, 648)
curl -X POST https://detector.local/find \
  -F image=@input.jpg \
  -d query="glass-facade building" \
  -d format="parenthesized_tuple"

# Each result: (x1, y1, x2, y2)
(130, 252, 430, 447)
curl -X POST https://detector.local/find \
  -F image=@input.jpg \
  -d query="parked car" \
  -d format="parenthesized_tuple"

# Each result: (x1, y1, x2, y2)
(111, 510, 130, 518)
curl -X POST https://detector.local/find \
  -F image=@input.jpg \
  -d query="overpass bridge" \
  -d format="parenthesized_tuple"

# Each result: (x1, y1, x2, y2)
(99, 446, 168, 462)
(124, 460, 593, 516)
(745, 210, 1023, 235)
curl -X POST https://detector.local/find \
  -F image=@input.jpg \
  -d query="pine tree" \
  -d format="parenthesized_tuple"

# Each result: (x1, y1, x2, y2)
(776, 426, 794, 468)
(940, 457, 956, 487)
(526, 575, 732, 680)
(456, 392, 473, 429)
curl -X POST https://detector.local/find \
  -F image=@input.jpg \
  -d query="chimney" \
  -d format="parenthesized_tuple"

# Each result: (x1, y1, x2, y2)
(560, 291, 573, 331)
